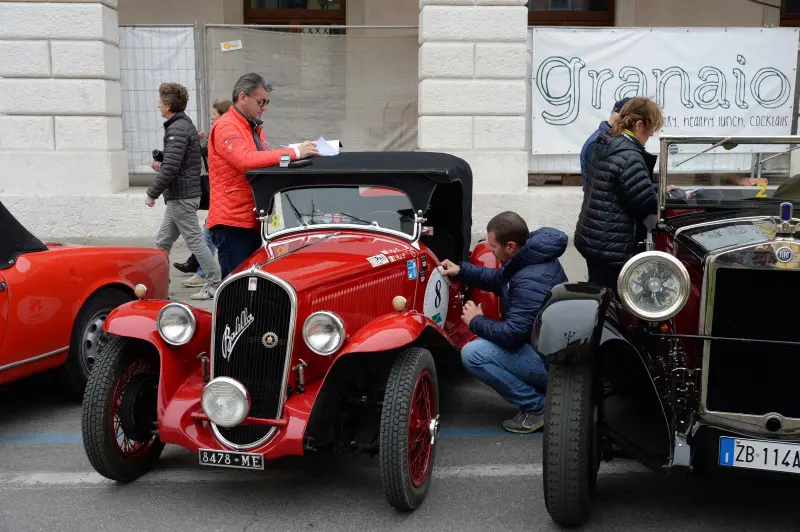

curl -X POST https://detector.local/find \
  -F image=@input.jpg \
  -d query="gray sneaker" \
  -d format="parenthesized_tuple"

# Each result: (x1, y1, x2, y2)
(190, 283, 217, 300)
(502, 408, 544, 434)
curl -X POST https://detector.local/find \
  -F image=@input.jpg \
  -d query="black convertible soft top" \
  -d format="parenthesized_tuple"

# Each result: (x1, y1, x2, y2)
(246, 152, 474, 260)
(0, 201, 47, 270)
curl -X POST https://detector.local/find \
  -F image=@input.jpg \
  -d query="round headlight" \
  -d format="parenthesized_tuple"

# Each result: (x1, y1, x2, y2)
(156, 303, 196, 345)
(303, 312, 345, 355)
(201, 377, 250, 428)
(617, 251, 690, 321)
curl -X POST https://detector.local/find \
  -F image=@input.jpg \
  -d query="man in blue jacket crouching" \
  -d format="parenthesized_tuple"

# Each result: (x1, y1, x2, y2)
(440, 211, 568, 433)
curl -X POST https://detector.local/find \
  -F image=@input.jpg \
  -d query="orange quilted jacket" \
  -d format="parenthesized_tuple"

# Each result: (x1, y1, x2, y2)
(206, 106, 297, 231)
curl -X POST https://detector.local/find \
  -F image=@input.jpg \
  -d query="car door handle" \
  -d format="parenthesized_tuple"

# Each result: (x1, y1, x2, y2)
(0, 282, 6, 292)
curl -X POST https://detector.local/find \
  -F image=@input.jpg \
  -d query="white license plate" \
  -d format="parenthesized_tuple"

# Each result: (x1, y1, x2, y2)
(719, 436, 800, 474)
(198, 449, 265, 470)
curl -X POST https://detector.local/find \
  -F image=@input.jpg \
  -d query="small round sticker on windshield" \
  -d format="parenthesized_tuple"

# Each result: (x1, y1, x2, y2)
(668, 144, 679, 155)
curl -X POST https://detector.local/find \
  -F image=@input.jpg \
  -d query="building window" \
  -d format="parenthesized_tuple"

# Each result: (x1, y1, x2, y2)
(528, 0, 615, 26)
(244, 0, 346, 26)
(782, 0, 800, 26)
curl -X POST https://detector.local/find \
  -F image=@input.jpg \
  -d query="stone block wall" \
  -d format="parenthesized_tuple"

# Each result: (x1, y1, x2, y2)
(0, 0, 127, 197)
(418, 0, 529, 199)
(416, 0, 575, 244)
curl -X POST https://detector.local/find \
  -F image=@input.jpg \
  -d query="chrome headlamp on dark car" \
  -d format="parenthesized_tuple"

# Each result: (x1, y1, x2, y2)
(617, 250, 690, 321)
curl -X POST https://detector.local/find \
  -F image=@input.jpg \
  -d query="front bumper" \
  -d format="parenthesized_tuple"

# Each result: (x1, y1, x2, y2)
(156, 372, 322, 459)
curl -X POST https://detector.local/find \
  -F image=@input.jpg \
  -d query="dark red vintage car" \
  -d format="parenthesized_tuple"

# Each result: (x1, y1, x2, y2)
(533, 134, 800, 527)
(80, 152, 501, 510)
(0, 201, 169, 396)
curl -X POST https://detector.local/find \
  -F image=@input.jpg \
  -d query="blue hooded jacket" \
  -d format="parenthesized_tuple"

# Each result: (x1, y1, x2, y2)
(580, 121, 611, 188)
(457, 227, 569, 351)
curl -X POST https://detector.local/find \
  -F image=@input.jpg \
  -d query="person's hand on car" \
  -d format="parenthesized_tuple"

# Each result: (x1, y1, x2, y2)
(440, 259, 460, 276)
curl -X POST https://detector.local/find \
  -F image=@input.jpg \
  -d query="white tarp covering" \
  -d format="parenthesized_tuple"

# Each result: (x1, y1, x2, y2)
(204, 26, 418, 153)
(119, 26, 199, 175)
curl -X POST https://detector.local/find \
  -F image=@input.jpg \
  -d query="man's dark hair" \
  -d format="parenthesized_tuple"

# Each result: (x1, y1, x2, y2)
(158, 82, 189, 113)
(231, 73, 273, 103)
(487, 211, 529, 248)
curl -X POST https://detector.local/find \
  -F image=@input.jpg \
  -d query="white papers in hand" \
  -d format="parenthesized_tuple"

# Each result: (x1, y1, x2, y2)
(287, 137, 341, 156)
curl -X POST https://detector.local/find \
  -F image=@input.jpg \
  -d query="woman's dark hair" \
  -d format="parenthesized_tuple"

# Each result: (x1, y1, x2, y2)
(610, 97, 663, 137)
(158, 82, 189, 113)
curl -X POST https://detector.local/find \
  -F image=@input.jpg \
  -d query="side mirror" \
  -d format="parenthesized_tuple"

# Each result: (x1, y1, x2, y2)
(422, 226, 434, 236)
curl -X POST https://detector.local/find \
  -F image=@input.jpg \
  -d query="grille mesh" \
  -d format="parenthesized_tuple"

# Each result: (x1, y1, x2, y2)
(212, 273, 293, 446)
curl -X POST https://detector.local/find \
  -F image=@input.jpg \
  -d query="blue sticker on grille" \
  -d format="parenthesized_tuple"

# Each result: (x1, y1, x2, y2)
(407, 259, 418, 280)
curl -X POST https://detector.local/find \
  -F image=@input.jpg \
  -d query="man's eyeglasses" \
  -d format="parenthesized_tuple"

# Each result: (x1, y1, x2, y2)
(249, 94, 269, 107)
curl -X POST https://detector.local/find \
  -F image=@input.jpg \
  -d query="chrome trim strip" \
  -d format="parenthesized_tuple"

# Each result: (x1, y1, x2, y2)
(0, 346, 70, 372)
(698, 238, 800, 431)
(699, 411, 800, 437)
(261, 223, 417, 246)
(209, 267, 299, 451)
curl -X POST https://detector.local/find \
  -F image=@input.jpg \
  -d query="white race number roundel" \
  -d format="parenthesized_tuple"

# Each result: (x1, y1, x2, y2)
(423, 266, 449, 327)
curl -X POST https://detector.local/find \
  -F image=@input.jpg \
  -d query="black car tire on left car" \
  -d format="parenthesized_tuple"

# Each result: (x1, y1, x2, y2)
(63, 287, 132, 398)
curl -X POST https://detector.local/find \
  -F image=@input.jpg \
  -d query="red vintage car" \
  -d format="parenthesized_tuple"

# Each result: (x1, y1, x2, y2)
(0, 201, 170, 396)
(80, 152, 501, 510)
(534, 134, 800, 527)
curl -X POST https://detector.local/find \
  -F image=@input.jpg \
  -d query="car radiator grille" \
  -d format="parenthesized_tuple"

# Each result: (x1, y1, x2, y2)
(706, 267, 800, 418)
(212, 273, 293, 447)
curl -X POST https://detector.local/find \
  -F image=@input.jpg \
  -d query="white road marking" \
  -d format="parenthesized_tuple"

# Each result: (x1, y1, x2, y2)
(0, 462, 652, 488)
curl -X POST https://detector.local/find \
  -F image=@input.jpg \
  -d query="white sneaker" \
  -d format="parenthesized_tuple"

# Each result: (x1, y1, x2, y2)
(181, 274, 206, 288)
(190, 284, 216, 300)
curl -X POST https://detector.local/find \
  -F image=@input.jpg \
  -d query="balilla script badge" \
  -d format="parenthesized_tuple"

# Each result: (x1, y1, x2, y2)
(220, 308, 255, 361)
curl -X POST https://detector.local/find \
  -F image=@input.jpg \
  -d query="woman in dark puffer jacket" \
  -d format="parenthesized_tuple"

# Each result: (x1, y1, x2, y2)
(574, 97, 664, 292)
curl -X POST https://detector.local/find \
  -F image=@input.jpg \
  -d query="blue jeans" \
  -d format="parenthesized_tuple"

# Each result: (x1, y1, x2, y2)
(196, 226, 217, 279)
(461, 338, 549, 412)
(210, 225, 262, 279)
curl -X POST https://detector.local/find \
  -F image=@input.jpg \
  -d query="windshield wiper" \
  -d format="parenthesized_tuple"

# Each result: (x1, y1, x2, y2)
(340, 212, 379, 227)
(283, 193, 308, 227)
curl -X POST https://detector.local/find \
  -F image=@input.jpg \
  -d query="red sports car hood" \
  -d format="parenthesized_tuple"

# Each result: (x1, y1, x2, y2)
(240, 230, 417, 292)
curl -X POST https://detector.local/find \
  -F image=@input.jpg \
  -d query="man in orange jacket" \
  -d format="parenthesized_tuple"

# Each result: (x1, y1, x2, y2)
(205, 73, 319, 291)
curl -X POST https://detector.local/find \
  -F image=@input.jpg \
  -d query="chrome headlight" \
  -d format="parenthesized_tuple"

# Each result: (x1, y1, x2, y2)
(303, 311, 345, 355)
(201, 377, 250, 427)
(617, 251, 690, 321)
(156, 303, 196, 345)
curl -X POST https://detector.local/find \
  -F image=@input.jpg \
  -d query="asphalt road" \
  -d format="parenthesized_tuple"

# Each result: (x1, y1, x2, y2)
(2, 240, 799, 531)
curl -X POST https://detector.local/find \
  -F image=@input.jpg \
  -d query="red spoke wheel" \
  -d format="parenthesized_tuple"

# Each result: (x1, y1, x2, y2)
(81, 335, 164, 482)
(379, 347, 440, 511)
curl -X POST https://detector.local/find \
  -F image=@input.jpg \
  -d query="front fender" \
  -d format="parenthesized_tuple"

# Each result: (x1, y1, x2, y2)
(532, 282, 614, 365)
(338, 311, 455, 357)
(103, 299, 213, 403)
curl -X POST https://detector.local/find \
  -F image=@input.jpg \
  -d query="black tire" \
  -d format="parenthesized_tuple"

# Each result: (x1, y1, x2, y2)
(64, 287, 132, 398)
(81, 334, 164, 482)
(543, 363, 599, 528)
(379, 347, 440, 511)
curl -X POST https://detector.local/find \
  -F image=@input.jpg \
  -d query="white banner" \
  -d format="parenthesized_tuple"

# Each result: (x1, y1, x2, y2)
(530, 27, 799, 155)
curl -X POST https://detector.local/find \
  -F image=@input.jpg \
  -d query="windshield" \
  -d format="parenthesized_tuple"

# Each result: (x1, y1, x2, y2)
(264, 186, 416, 237)
(662, 139, 800, 211)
